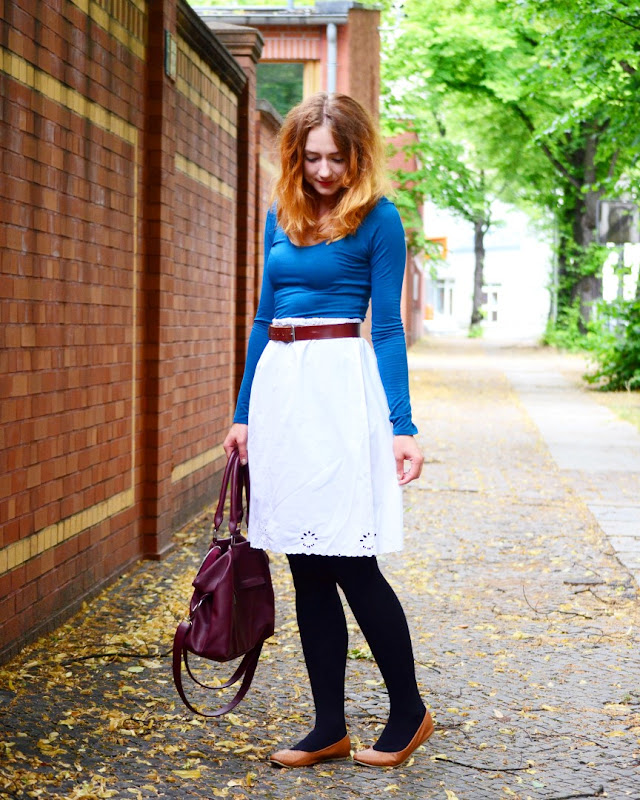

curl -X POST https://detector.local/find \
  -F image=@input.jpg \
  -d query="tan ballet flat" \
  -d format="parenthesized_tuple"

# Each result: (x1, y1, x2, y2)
(353, 710, 434, 768)
(270, 734, 351, 768)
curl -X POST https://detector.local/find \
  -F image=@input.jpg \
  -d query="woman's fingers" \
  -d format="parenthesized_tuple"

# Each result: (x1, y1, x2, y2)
(393, 435, 424, 485)
(223, 424, 249, 463)
(397, 457, 420, 485)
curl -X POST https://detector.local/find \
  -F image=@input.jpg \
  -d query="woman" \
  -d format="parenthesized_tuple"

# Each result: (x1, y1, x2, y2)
(223, 93, 433, 769)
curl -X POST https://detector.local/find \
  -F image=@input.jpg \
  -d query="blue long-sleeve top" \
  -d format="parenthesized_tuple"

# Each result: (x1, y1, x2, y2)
(233, 197, 418, 436)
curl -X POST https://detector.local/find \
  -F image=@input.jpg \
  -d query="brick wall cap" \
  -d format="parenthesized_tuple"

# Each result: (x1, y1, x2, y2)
(317, 2, 379, 13)
(208, 23, 265, 64)
(199, 11, 349, 26)
(178, 0, 247, 95)
(257, 99, 284, 128)
(200, 14, 345, 26)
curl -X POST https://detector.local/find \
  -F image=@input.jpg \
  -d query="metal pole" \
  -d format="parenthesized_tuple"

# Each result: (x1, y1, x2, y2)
(327, 23, 337, 94)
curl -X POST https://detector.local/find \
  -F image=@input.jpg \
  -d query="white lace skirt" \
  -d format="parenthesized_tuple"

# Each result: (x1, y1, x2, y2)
(247, 318, 403, 557)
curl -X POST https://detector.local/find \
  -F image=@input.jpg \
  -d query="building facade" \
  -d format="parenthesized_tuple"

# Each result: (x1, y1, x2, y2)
(198, 2, 380, 120)
(424, 202, 552, 340)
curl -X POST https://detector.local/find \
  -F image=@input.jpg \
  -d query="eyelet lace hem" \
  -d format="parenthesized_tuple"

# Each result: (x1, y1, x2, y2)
(249, 523, 399, 557)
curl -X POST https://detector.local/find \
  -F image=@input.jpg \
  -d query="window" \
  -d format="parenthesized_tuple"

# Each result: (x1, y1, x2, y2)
(482, 284, 500, 324)
(435, 279, 454, 316)
(257, 63, 304, 117)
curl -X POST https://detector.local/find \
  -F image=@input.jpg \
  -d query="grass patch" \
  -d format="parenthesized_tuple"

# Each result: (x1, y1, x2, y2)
(591, 391, 640, 433)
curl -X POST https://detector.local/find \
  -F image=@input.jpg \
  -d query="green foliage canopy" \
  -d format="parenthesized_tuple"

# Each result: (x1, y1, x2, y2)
(382, 0, 640, 326)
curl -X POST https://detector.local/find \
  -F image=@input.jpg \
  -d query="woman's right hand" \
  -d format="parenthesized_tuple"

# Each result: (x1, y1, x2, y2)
(223, 423, 249, 464)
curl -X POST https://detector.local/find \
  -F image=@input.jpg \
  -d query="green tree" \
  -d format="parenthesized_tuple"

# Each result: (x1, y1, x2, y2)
(381, 0, 640, 328)
(382, 0, 547, 330)
(257, 63, 304, 117)
(508, 0, 640, 325)
(386, 113, 498, 331)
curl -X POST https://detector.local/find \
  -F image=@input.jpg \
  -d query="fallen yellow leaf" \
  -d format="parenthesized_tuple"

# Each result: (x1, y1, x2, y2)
(172, 769, 201, 778)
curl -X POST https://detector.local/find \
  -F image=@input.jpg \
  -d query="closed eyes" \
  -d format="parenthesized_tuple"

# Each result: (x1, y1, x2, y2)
(305, 154, 345, 164)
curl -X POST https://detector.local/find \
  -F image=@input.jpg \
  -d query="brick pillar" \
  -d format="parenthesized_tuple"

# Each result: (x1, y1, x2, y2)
(211, 25, 264, 396)
(140, 0, 177, 558)
(346, 7, 381, 121)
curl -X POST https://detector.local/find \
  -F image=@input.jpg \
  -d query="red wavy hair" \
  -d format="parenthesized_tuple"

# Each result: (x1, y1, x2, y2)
(273, 93, 389, 244)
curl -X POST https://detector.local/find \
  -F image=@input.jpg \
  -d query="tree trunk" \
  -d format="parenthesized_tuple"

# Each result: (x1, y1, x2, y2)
(551, 125, 610, 329)
(571, 182, 603, 324)
(567, 130, 607, 325)
(470, 218, 486, 328)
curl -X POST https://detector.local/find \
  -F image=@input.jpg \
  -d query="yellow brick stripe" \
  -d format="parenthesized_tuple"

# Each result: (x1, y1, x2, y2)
(0, 490, 134, 576)
(175, 153, 235, 200)
(171, 445, 226, 484)
(0, 47, 140, 572)
(69, 0, 146, 60)
(259, 155, 279, 178)
(176, 39, 238, 137)
(0, 49, 137, 146)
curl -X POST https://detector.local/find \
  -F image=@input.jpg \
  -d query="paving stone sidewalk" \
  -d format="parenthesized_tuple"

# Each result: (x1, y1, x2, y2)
(1, 337, 639, 800)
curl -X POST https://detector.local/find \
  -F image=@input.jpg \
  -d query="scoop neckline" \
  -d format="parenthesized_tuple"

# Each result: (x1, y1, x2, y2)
(294, 239, 328, 249)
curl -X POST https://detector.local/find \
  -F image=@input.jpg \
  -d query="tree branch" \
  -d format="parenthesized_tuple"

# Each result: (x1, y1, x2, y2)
(433, 754, 530, 772)
(508, 103, 581, 188)
(603, 11, 640, 32)
(60, 649, 171, 665)
(434, 76, 581, 189)
(546, 788, 604, 800)
(608, 149, 620, 180)
(431, 110, 447, 138)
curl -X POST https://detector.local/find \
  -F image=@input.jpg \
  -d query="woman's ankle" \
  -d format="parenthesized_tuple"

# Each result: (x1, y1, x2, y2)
(293, 724, 348, 752)
(372, 705, 426, 752)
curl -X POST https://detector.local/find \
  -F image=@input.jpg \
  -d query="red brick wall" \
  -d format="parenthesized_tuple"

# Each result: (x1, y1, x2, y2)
(401, 256, 426, 347)
(0, 0, 148, 657)
(0, 0, 252, 661)
(255, 101, 282, 304)
(210, 24, 263, 400)
(388, 132, 425, 346)
(167, 8, 249, 535)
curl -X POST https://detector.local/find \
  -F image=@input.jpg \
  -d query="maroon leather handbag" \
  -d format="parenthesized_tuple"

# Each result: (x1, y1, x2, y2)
(172, 450, 275, 716)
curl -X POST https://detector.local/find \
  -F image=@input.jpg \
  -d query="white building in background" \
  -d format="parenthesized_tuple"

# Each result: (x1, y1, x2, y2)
(424, 202, 552, 341)
(601, 244, 640, 303)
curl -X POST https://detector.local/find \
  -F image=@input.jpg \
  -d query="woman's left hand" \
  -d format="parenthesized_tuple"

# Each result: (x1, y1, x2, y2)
(393, 435, 424, 486)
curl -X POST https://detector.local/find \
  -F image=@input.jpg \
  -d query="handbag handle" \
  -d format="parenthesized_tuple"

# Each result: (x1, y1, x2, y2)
(228, 453, 243, 536)
(173, 623, 264, 718)
(242, 463, 250, 527)
(213, 450, 249, 538)
(213, 450, 237, 532)
(230, 459, 251, 534)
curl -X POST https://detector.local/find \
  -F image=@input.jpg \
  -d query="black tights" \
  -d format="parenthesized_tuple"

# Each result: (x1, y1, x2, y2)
(287, 554, 425, 753)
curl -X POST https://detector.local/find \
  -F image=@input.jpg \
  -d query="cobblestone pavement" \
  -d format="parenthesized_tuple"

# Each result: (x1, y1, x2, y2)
(2, 338, 639, 800)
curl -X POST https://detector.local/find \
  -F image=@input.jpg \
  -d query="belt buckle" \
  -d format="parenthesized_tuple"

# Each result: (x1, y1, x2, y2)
(288, 324, 296, 343)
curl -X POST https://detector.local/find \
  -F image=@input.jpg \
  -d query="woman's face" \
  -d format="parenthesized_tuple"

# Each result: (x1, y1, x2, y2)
(303, 126, 347, 201)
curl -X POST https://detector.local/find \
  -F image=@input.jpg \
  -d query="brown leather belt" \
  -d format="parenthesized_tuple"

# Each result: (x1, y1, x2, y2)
(268, 321, 361, 343)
